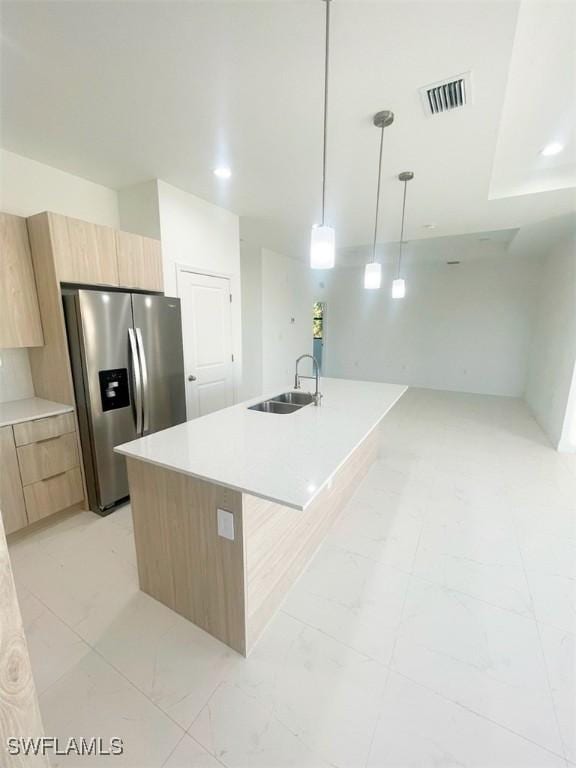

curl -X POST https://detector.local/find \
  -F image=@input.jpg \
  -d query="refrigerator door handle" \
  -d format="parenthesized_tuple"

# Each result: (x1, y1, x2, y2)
(135, 327, 150, 434)
(128, 328, 143, 435)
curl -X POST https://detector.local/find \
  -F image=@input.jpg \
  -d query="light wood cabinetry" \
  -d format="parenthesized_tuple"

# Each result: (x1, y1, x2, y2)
(127, 458, 246, 654)
(27, 214, 78, 405)
(17, 432, 79, 486)
(125, 425, 379, 656)
(24, 467, 83, 525)
(10, 210, 162, 525)
(0, 212, 44, 348)
(1, 412, 83, 532)
(0, 426, 28, 535)
(26, 211, 163, 406)
(117, 230, 163, 292)
(49, 213, 118, 286)
(27, 211, 162, 295)
(13, 411, 76, 446)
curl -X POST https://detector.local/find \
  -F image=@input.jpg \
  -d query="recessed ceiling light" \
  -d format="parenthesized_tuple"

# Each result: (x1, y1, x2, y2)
(541, 142, 564, 157)
(213, 167, 232, 179)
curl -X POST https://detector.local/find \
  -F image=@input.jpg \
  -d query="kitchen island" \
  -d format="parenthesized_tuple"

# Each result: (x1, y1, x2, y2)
(116, 378, 406, 655)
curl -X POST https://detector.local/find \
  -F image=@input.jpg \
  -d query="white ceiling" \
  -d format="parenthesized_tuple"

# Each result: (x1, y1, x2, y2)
(1, 0, 575, 260)
(489, 0, 576, 200)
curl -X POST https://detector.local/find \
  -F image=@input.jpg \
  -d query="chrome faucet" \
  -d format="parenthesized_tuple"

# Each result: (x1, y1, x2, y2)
(294, 354, 322, 406)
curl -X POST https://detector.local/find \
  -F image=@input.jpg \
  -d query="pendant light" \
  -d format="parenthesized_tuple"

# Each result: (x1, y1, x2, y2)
(364, 110, 394, 289)
(310, 0, 335, 269)
(392, 171, 414, 299)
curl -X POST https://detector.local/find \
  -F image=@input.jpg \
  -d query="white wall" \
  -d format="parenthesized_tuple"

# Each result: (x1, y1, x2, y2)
(155, 181, 243, 400)
(313, 240, 540, 397)
(0, 149, 120, 403)
(0, 149, 119, 226)
(239, 241, 263, 400)
(525, 233, 576, 449)
(0, 350, 34, 403)
(118, 180, 161, 239)
(239, 244, 314, 398)
(261, 249, 314, 392)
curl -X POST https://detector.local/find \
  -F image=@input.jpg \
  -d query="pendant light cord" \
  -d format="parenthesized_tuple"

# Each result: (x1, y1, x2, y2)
(398, 178, 409, 278)
(320, 0, 331, 226)
(371, 123, 385, 262)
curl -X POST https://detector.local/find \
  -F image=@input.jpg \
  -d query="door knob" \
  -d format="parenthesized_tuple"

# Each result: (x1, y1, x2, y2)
(188, 375, 197, 382)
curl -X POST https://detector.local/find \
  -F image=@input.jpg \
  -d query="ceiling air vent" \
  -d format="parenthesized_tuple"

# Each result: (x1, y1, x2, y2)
(420, 72, 472, 117)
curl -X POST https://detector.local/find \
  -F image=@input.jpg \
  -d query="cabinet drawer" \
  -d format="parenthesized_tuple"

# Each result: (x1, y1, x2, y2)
(17, 432, 79, 486)
(13, 412, 76, 446)
(24, 467, 83, 524)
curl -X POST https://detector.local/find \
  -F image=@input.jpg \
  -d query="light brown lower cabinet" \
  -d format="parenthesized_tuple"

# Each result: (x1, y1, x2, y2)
(13, 411, 76, 446)
(0, 413, 84, 534)
(24, 467, 83, 525)
(17, 432, 79, 486)
(0, 426, 28, 535)
(125, 426, 379, 656)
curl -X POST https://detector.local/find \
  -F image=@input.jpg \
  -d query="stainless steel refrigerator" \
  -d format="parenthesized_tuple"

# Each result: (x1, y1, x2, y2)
(63, 288, 186, 514)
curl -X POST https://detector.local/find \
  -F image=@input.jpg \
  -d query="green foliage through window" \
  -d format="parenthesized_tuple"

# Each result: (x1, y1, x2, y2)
(313, 302, 324, 339)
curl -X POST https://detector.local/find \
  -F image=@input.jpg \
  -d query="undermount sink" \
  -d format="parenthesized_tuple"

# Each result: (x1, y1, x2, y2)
(248, 391, 314, 414)
(249, 400, 302, 414)
(273, 391, 315, 406)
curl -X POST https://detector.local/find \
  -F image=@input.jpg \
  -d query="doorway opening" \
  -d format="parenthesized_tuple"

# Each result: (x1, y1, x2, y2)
(313, 301, 326, 373)
(561, 362, 576, 452)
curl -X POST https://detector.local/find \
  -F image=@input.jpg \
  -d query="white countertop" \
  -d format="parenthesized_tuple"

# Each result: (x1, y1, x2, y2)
(0, 397, 74, 428)
(116, 378, 407, 511)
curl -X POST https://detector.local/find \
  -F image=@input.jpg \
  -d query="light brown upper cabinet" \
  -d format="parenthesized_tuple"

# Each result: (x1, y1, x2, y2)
(25, 211, 164, 406)
(116, 231, 164, 292)
(48, 213, 119, 286)
(0, 213, 44, 348)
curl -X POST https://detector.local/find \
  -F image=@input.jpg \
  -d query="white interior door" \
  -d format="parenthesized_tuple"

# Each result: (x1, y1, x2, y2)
(179, 270, 234, 418)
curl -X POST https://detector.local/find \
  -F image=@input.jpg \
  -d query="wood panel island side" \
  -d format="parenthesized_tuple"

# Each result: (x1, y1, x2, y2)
(116, 378, 406, 656)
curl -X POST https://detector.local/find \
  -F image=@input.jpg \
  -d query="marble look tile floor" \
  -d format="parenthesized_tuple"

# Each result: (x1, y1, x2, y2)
(8, 389, 576, 767)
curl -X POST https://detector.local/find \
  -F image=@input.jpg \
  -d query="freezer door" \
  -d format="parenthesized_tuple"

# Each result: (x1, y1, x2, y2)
(132, 294, 187, 434)
(75, 289, 138, 510)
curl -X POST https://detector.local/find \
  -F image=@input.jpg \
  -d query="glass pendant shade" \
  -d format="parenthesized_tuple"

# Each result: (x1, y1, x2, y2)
(310, 1, 335, 271)
(364, 262, 381, 290)
(310, 225, 335, 269)
(392, 277, 406, 299)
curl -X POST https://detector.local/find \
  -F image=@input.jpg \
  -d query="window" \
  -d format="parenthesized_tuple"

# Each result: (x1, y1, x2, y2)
(313, 301, 324, 340)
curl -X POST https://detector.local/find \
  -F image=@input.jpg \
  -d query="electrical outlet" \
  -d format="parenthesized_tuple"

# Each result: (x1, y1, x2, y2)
(217, 508, 235, 541)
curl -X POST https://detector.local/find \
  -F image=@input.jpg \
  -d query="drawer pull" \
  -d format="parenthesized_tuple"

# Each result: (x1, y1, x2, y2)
(16, 432, 79, 486)
(43, 470, 67, 481)
(35, 436, 60, 445)
(13, 412, 76, 446)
